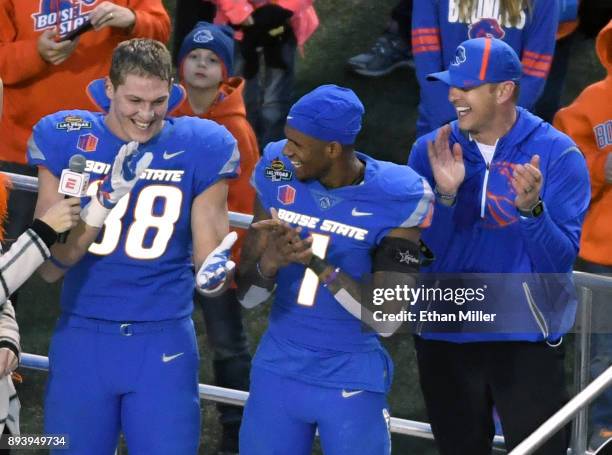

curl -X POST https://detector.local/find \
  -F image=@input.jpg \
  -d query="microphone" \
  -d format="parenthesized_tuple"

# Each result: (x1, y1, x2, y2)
(57, 154, 89, 243)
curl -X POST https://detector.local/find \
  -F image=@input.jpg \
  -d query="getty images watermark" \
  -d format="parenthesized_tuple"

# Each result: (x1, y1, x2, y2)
(359, 273, 609, 335)
(371, 283, 495, 324)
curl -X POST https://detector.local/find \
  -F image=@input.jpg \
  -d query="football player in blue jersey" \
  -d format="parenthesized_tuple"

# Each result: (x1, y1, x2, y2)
(28, 39, 240, 455)
(236, 84, 435, 455)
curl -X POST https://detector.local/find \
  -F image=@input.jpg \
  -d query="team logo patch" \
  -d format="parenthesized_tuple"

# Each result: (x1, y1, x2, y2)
(56, 115, 92, 132)
(77, 133, 98, 152)
(397, 249, 418, 265)
(468, 18, 505, 39)
(193, 29, 214, 44)
(265, 159, 293, 182)
(451, 46, 467, 66)
(309, 189, 342, 210)
(264, 158, 293, 182)
(277, 185, 296, 205)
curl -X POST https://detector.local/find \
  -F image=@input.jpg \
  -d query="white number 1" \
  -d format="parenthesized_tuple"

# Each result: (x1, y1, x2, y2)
(297, 233, 331, 307)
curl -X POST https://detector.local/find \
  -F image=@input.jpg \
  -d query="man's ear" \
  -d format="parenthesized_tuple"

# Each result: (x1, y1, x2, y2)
(327, 141, 343, 158)
(105, 76, 115, 100)
(497, 81, 516, 104)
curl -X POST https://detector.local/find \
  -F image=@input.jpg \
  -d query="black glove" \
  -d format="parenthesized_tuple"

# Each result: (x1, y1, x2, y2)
(251, 4, 293, 31)
(240, 5, 294, 77)
(251, 4, 292, 48)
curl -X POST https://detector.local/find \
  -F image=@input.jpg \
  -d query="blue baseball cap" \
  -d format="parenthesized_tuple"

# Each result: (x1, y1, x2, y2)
(286, 85, 364, 145)
(427, 37, 521, 88)
(178, 22, 235, 76)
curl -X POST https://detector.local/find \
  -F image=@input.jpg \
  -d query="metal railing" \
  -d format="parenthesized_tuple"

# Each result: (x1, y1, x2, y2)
(7, 171, 612, 453)
(510, 365, 612, 455)
(510, 272, 612, 455)
(20, 353, 498, 444)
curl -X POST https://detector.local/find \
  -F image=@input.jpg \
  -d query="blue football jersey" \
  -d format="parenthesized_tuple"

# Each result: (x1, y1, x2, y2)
(251, 140, 434, 391)
(28, 110, 239, 321)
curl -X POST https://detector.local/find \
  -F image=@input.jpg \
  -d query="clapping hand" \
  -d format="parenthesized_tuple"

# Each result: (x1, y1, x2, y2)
(252, 208, 313, 276)
(512, 155, 543, 211)
(427, 124, 465, 195)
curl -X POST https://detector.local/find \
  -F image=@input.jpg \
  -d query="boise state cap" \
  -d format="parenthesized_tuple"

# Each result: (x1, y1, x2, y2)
(178, 21, 235, 76)
(286, 84, 364, 145)
(427, 37, 521, 88)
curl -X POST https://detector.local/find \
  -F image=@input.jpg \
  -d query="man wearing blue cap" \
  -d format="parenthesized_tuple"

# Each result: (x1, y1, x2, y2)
(236, 84, 434, 454)
(408, 37, 591, 454)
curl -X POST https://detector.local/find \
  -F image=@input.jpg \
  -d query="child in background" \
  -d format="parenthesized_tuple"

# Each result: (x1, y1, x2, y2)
(176, 22, 258, 455)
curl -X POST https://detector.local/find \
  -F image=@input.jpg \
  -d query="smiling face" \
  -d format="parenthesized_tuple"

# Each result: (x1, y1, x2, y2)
(105, 74, 170, 143)
(283, 125, 332, 181)
(449, 81, 517, 142)
(449, 83, 498, 134)
(182, 48, 224, 91)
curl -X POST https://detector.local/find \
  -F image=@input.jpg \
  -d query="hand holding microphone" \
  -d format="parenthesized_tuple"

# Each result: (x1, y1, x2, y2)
(39, 198, 81, 235)
(57, 154, 89, 243)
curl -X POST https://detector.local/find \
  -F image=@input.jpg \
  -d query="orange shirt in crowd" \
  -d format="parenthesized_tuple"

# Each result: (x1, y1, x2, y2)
(0, 0, 170, 164)
(175, 77, 259, 261)
(554, 20, 612, 266)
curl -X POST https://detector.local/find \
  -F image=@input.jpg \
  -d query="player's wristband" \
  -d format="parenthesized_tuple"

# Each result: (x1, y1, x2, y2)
(48, 255, 71, 270)
(322, 267, 341, 288)
(80, 196, 112, 228)
(308, 255, 328, 276)
(256, 262, 276, 281)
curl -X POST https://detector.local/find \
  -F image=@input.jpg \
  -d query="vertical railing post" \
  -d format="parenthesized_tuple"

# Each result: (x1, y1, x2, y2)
(571, 286, 592, 455)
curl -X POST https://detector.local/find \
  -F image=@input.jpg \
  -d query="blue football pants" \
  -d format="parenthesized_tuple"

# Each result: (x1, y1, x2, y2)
(44, 315, 201, 455)
(240, 367, 391, 455)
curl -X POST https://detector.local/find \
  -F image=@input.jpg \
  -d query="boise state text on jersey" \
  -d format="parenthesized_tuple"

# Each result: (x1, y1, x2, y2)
(27, 110, 239, 322)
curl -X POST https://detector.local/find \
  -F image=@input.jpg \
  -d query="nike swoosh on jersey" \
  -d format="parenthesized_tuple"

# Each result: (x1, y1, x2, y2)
(162, 352, 185, 363)
(163, 150, 186, 160)
(341, 389, 364, 398)
(351, 208, 373, 217)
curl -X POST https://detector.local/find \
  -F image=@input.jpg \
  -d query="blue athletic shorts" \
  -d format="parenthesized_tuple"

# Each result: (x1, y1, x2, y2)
(44, 315, 201, 455)
(240, 366, 392, 455)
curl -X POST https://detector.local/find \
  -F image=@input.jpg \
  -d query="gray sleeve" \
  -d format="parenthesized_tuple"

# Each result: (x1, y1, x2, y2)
(0, 229, 50, 305)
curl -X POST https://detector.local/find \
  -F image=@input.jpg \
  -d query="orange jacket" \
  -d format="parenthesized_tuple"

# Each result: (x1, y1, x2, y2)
(0, 0, 170, 164)
(554, 20, 612, 266)
(175, 77, 259, 261)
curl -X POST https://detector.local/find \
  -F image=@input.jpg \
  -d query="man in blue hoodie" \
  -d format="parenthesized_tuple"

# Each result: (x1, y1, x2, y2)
(408, 37, 591, 455)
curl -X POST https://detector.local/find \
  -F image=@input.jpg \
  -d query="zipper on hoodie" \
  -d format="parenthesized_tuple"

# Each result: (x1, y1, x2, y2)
(472, 137, 497, 218)
(481, 162, 490, 218)
(522, 282, 549, 340)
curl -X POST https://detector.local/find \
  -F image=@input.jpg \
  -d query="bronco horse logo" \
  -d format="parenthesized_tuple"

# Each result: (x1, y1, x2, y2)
(468, 18, 506, 39)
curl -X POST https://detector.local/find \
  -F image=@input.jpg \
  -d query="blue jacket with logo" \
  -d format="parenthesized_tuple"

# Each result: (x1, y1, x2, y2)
(408, 107, 590, 342)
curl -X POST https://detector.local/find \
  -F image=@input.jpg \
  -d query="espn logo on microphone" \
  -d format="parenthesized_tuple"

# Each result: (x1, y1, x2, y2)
(59, 170, 89, 197)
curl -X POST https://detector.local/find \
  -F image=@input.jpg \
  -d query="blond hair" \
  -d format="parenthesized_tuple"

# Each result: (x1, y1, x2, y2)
(109, 39, 173, 88)
(457, 0, 532, 27)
